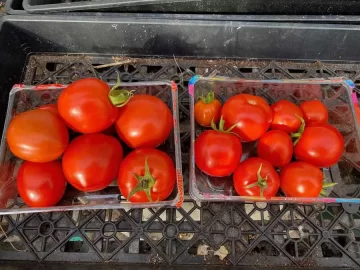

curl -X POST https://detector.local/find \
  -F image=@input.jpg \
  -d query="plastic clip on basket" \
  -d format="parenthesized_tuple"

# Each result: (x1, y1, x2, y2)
(0, 81, 183, 214)
(189, 76, 360, 204)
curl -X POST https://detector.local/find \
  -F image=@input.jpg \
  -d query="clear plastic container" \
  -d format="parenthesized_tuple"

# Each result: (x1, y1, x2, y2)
(0, 81, 183, 214)
(189, 76, 360, 204)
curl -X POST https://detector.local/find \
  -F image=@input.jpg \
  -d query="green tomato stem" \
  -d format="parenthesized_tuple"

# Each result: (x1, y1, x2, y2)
(244, 163, 268, 197)
(199, 91, 216, 104)
(108, 76, 135, 107)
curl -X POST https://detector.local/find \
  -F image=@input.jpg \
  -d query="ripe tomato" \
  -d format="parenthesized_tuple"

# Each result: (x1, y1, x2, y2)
(195, 119, 242, 177)
(299, 100, 328, 124)
(62, 133, 123, 192)
(294, 123, 344, 167)
(118, 148, 175, 202)
(37, 104, 60, 117)
(271, 100, 303, 134)
(280, 161, 323, 197)
(221, 94, 271, 142)
(58, 78, 119, 133)
(257, 130, 293, 168)
(194, 91, 221, 127)
(6, 110, 69, 163)
(115, 94, 172, 148)
(17, 161, 67, 207)
(233, 157, 279, 197)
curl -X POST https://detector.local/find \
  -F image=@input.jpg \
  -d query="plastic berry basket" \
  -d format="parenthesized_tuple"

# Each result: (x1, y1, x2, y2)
(0, 81, 183, 214)
(188, 76, 360, 204)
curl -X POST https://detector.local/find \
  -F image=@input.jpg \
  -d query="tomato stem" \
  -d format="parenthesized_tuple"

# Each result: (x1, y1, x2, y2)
(127, 157, 156, 202)
(244, 163, 268, 197)
(291, 115, 306, 146)
(108, 77, 135, 107)
(211, 116, 238, 134)
(320, 181, 337, 197)
(199, 91, 216, 104)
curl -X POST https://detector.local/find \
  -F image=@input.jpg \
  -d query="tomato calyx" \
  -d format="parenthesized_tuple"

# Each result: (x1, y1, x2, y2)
(290, 115, 306, 145)
(244, 163, 268, 197)
(199, 91, 216, 104)
(211, 116, 237, 134)
(108, 77, 135, 107)
(127, 157, 156, 202)
(320, 181, 337, 197)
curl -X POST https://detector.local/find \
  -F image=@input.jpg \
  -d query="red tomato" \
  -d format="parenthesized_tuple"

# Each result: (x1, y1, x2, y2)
(233, 157, 280, 197)
(299, 100, 328, 124)
(271, 100, 304, 134)
(280, 161, 323, 197)
(17, 161, 67, 207)
(58, 78, 119, 133)
(221, 94, 271, 142)
(257, 130, 293, 168)
(118, 148, 175, 202)
(115, 94, 172, 148)
(6, 110, 69, 162)
(294, 123, 344, 167)
(62, 133, 123, 192)
(195, 126, 242, 177)
(37, 104, 60, 117)
(194, 91, 221, 127)
(355, 105, 360, 126)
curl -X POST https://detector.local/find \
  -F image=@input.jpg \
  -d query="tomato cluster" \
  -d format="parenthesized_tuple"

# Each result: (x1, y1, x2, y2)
(7, 78, 176, 207)
(194, 93, 344, 198)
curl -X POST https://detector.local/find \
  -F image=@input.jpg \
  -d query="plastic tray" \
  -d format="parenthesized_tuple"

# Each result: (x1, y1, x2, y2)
(189, 76, 360, 204)
(0, 81, 183, 214)
(22, 0, 199, 13)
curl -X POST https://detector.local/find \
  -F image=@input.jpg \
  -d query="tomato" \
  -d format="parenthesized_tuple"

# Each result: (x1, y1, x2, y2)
(37, 104, 60, 117)
(257, 130, 293, 168)
(280, 161, 323, 197)
(58, 78, 119, 133)
(115, 94, 172, 148)
(194, 91, 221, 127)
(294, 123, 344, 167)
(221, 94, 271, 142)
(271, 100, 303, 134)
(118, 148, 175, 202)
(62, 133, 123, 192)
(195, 119, 242, 177)
(233, 157, 280, 197)
(299, 100, 328, 124)
(355, 104, 360, 126)
(6, 110, 69, 163)
(17, 161, 66, 207)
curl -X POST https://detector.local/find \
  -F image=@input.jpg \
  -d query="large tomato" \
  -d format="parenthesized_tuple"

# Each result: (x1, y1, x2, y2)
(62, 133, 123, 192)
(115, 94, 172, 148)
(221, 94, 271, 142)
(271, 100, 303, 134)
(58, 78, 119, 133)
(299, 100, 328, 124)
(6, 110, 69, 162)
(233, 157, 279, 197)
(118, 148, 175, 202)
(195, 119, 242, 177)
(294, 123, 344, 167)
(194, 91, 221, 127)
(280, 161, 323, 197)
(257, 130, 293, 168)
(17, 161, 67, 207)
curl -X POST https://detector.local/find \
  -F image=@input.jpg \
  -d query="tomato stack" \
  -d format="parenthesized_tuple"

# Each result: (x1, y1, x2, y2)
(6, 78, 176, 207)
(194, 93, 344, 198)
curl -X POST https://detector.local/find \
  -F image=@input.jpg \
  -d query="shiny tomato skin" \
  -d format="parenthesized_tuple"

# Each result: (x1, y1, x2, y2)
(115, 94, 172, 148)
(271, 100, 304, 134)
(58, 78, 119, 133)
(195, 130, 242, 177)
(257, 130, 293, 168)
(233, 157, 280, 197)
(17, 161, 67, 207)
(294, 123, 344, 168)
(299, 100, 328, 124)
(37, 104, 60, 117)
(194, 99, 221, 127)
(6, 110, 69, 163)
(280, 161, 323, 197)
(221, 94, 271, 142)
(118, 148, 176, 202)
(62, 133, 123, 192)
